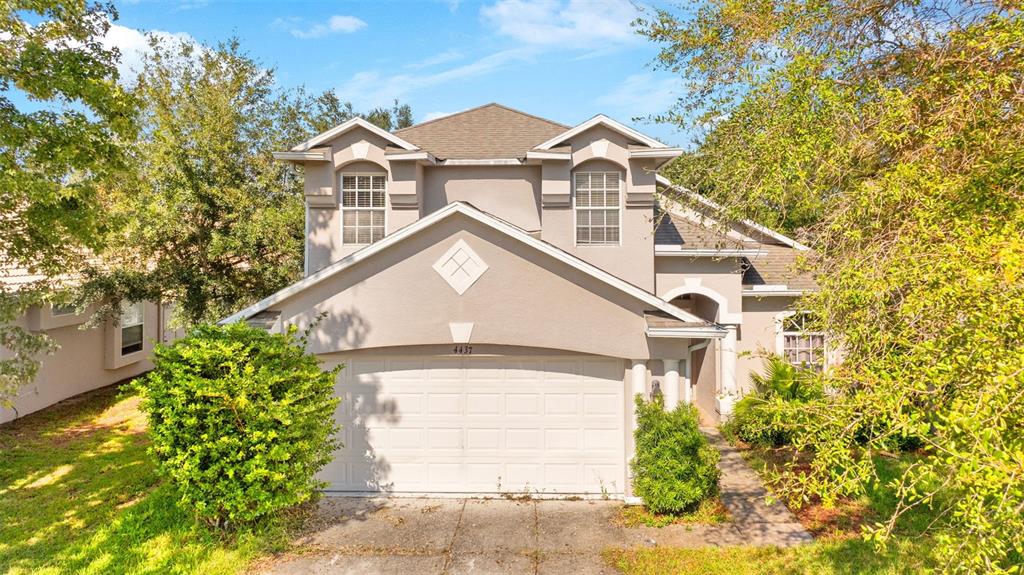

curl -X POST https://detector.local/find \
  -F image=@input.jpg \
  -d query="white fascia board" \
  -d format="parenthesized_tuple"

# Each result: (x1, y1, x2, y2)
(646, 327, 728, 339)
(629, 148, 684, 159)
(525, 151, 571, 161)
(656, 174, 811, 251)
(742, 288, 811, 297)
(438, 158, 523, 166)
(272, 149, 331, 161)
(536, 115, 668, 150)
(291, 117, 419, 152)
(385, 150, 437, 163)
(654, 247, 764, 258)
(220, 202, 708, 326)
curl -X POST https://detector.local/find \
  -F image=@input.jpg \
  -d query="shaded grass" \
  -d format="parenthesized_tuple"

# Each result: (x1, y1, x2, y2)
(617, 497, 729, 527)
(0, 384, 297, 575)
(607, 443, 939, 574)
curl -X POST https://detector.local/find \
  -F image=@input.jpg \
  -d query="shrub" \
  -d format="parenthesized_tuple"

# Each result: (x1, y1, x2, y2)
(136, 322, 340, 527)
(724, 356, 823, 447)
(631, 395, 720, 514)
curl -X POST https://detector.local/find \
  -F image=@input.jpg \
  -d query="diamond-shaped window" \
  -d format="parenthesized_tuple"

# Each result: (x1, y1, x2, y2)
(432, 239, 488, 295)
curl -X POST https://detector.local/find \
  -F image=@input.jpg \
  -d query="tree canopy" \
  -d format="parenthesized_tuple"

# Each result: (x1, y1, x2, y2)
(0, 1, 135, 404)
(83, 38, 414, 326)
(639, 1, 1024, 571)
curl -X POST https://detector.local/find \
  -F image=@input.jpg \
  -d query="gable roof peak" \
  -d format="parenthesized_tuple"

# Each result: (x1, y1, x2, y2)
(290, 116, 419, 153)
(392, 103, 569, 160)
(395, 103, 570, 134)
(535, 114, 669, 151)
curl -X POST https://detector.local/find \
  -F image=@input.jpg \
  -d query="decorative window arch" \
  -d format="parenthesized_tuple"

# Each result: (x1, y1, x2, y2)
(662, 285, 742, 325)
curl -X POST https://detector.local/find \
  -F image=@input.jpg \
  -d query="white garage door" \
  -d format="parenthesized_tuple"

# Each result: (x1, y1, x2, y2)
(319, 355, 626, 496)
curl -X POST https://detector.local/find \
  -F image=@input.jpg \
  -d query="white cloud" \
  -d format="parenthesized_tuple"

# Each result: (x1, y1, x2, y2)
(480, 0, 639, 48)
(272, 15, 367, 39)
(596, 72, 680, 118)
(101, 24, 196, 80)
(405, 49, 464, 70)
(336, 48, 533, 109)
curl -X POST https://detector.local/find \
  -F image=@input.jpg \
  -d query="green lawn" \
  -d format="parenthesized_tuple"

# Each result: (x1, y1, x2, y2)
(0, 384, 294, 575)
(605, 447, 938, 575)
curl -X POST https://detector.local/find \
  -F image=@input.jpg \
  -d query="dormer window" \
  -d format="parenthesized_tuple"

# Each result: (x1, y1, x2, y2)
(574, 171, 621, 246)
(341, 174, 386, 245)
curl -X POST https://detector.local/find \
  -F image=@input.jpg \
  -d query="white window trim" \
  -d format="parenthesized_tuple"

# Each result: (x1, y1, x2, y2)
(339, 172, 388, 247)
(775, 310, 828, 370)
(120, 301, 145, 357)
(572, 170, 623, 247)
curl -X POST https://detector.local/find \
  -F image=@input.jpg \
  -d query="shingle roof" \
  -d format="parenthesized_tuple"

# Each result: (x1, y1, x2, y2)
(644, 311, 709, 329)
(654, 210, 751, 250)
(742, 245, 818, 290)
(395, 103, 569, 160)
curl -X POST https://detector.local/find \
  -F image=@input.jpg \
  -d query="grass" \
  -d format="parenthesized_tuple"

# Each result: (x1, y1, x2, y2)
(617, 497, 729, 527)
(606, 444, 940, 574)
(0, 383, 296, 575)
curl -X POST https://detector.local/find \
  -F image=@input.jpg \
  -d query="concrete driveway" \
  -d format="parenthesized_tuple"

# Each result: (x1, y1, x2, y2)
(254, 497, 774, 575)
(253, 429, 811, 574)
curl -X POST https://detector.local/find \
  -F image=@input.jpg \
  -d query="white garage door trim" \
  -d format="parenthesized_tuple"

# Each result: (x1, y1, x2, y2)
(319, 355, 627, 498)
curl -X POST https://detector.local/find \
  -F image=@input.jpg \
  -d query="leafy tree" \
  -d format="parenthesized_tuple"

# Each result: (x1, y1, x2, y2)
(0, 1, 136, 404)
(85, 38, 416, 327)
(638, 2, 1024, 571)
(80, 38, 304, 325)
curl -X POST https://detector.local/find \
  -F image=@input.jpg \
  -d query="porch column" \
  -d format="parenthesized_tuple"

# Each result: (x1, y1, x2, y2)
(662, 359, 680, 411)
(682, 357, 692, 405)
(716, 325, 739, 419)
(630, 359, 647, 403)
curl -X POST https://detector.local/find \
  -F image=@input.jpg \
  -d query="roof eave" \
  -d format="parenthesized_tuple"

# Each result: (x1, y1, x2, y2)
(536, 115, 669, 151)
(291, 117, 420, 153)
(646, 327, 728, 339)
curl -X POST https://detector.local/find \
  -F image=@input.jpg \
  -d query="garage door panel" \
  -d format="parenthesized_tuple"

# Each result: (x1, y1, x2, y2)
(322, 356, 625, 495)
(506, 393, 541, 415)
(506, 428, 540, 450)
(466, 393, 501, 414)
(466, 428, 501, 449)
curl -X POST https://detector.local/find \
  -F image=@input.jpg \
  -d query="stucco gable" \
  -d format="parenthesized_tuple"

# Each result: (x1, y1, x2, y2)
(222, 203, 720, 354)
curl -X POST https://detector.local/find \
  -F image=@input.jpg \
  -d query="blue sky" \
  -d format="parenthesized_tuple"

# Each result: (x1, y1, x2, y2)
(104, 0, 693, 146)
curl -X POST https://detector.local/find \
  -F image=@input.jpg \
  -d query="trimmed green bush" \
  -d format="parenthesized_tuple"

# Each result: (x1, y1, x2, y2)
(724, 356, 823, 447)
(136, 322, 340, 527)
(631, 395, 720, 514)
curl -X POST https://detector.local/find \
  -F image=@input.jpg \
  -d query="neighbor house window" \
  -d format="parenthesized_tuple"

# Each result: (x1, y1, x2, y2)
(574, 171, 621, 246)
(781, 313, 826, 371)
(120, 301, 144, 356)
(51, 304, 76, 317)
(341, 174, 386, 244)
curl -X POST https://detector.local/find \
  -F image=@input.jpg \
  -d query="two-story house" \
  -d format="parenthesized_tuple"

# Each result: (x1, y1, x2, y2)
(223, 103, 818, 500)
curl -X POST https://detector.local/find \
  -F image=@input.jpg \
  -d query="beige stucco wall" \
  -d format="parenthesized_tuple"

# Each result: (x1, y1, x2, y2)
(541, 146, 656, 291)
(0, 302, 161, 424)
(422, 165, 542, 232)
(273, 212, 688, 361)
(301, 124, 665, 290)
(654, 257, 745, 322)
(737, 296, 798, 392)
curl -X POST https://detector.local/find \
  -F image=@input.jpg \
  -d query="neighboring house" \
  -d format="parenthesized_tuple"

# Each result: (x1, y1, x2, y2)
(222, 103, 820, 499)
(0, 267, 176, 424)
